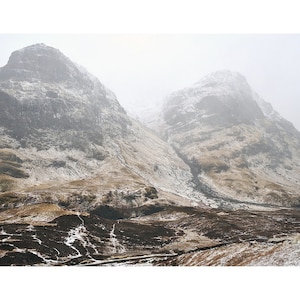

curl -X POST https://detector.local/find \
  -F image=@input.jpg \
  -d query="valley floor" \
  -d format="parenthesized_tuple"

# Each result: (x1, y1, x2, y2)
(0, 203, 299, 266)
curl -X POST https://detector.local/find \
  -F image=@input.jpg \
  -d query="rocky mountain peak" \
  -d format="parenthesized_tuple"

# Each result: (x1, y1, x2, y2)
(163, 70, 264, 127)
(0, 43, 93, 88)
(194, 70, 254, 99)
(0, 44, 130, 147)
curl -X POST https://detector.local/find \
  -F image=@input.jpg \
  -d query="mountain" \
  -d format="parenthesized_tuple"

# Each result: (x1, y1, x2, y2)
(0, 43, 199, 212)
(159, 70, 300, 207)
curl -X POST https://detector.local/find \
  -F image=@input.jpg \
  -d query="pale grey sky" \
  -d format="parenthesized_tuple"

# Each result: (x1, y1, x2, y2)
(1, 34, 300, 130)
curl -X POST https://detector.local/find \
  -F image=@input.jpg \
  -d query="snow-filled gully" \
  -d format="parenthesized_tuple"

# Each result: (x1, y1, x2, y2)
(109, 222, 126, 254)
(62, 213, 99, 262)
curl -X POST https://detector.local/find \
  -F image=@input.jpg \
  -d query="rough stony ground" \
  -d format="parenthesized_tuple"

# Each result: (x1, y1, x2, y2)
(0, 203, 299, 266)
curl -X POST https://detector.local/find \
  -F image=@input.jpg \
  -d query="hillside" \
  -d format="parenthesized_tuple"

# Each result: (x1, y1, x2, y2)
(158, 70, 300, 207)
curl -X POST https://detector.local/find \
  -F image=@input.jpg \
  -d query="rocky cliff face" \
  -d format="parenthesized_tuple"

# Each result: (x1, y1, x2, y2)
(160, 70, 300, 207)
(163, 71, 264, 127)
(0, 43, 129, 149)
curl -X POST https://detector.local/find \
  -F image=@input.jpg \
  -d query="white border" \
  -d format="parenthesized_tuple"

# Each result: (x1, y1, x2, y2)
(1, 0, 300, 33)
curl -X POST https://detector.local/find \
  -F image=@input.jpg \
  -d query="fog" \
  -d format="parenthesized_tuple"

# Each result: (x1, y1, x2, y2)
(1, 34, 300, 130)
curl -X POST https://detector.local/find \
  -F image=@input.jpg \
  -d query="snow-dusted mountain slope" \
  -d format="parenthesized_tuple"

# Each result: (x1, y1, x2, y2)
(0, 44, 203, 210)
(158, 70, 300, 207)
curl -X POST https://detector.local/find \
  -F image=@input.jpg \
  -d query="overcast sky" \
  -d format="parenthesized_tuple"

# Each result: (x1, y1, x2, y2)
(0, 34, 300, 130)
